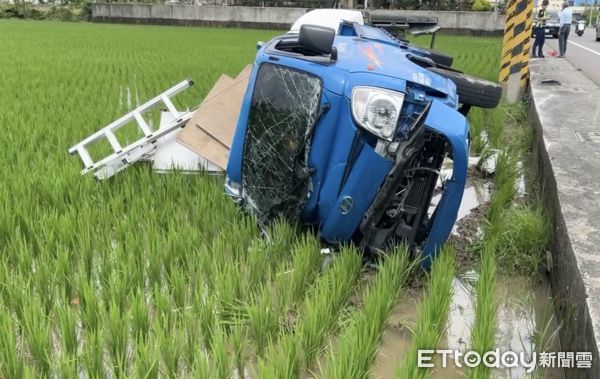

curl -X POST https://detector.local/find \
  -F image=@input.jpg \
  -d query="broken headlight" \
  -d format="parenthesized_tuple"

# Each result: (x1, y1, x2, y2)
(351, 86, 405, 141)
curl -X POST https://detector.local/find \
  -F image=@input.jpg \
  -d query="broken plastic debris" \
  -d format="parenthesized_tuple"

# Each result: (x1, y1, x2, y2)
(477, 150, 498, 175)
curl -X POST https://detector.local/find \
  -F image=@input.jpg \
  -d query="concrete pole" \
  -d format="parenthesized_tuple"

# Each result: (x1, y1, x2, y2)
(499, 0, 535, 103)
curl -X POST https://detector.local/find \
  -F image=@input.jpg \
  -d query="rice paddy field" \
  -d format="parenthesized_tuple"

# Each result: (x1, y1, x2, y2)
(0, 20, 560, 378)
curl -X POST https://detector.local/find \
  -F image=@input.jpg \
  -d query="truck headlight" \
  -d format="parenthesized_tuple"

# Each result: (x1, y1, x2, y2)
(351, 86, 404, 141)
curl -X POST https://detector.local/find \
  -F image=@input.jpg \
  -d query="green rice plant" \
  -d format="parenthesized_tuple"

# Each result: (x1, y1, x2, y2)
(214, 259, 246, 326)
(159, 322, 184, 379)
(495, 205, 551, 274)
(103, 269, 130, 316)
(276, 235, 322, 308)
(134, 337, 159, 379)
(257, 247, 362, 377)
(58, 353, 78, 379)
(485, 151, 519, 227)
(146, 233, 163, 288)
(0, 308, 27, 378)
(168, 265, 188, 313)
(190, 350, 211, 378)
(21, 295, 53, 376)
(210, 324, 232, 379)
(33, 254, 56, 316)
(153, 285, 175, 333)
(245, 233, 322, 357)
(56, 303, 78, 357)
(246, 285, 282, 357)
(106, 299, 129, 378)
(83, 328, 105, 379)
(295, 248, 362, 358)
(466, 238, 498, 379)
(246, 239, 278, 294)
(78, 275, 101, 332)
(530, 306, 562, 379)
(230, 318, 248, 378)
(195, 291, 219, 351)
(397, 246, 457, 379)
(56, 246, 75, 303)
(256, 334, 303, 379)
(320, 247, 412, 379)
(184, 313, 201, 369)
(130, 291, 150, 343)
(0, 259, 10, 306)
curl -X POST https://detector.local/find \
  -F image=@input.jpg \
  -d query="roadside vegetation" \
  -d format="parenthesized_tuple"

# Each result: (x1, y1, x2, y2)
(0, 20, 556, 378)
(0, 2, 90, 21)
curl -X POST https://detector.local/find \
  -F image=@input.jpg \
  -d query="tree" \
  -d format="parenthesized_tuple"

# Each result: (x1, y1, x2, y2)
(472, 0, 491, 11)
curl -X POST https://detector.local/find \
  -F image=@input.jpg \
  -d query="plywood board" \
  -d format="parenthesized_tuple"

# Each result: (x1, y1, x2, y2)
(192, 66, 251, 148)
(177, 65, 252, 169)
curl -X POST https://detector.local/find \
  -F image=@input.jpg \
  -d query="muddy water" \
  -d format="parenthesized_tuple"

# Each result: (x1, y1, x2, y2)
(370, 289, 423, 379)
(370, 273, 563, 379)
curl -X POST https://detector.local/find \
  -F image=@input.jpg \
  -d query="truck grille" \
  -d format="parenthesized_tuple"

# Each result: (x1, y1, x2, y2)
(242, 63, 322, 219)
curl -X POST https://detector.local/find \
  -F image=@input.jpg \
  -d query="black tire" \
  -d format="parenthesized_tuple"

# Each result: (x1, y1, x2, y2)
(427, 67, 502, 109)
(419, 47, 454, 67)
(553, 34, 559, 39)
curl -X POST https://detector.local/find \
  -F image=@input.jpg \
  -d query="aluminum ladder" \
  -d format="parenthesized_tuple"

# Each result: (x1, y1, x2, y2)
(68, 79, 194, 180)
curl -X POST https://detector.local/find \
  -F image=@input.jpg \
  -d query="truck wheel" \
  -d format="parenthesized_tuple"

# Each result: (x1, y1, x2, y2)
(427, 67, 502, 109)
(419, 47, 454, 67)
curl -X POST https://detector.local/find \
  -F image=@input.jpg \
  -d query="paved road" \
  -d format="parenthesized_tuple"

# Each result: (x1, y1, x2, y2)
(544, 27, 600, 86)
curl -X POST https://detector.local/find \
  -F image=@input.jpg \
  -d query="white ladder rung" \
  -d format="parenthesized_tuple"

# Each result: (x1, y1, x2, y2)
(80, 111, 193, 176)
(133, 111, 152, 137)
(68, 79, 194, 179)
(77, 146, 94, 168)
(105, 130, 122, 152)
(161, 95, 179, 118)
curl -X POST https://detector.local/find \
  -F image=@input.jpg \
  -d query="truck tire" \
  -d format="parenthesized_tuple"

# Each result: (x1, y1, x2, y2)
(427, 67, 502, 109)
(418, 47, 454, 67)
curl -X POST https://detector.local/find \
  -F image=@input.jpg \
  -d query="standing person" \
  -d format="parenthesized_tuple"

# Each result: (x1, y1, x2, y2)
(532, 0, 550, 58)
(558, 1, 573, 57)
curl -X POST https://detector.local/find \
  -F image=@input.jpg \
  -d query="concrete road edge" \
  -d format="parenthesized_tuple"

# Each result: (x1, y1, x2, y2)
(529, 57, 600, 378)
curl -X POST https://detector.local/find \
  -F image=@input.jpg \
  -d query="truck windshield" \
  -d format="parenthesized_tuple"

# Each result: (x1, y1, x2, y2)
(241, 63, 322, 218)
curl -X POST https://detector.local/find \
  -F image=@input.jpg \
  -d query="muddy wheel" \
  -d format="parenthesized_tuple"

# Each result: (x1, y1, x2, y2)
(427, 67, 502, 109)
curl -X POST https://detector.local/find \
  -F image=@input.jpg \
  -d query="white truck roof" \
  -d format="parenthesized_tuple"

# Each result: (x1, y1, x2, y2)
(289, 9, 364, 34)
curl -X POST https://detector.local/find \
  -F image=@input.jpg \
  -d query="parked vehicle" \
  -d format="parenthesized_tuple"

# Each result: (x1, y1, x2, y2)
(226, 10, 501, 265)
(576, 20, 585, 36)
(544, 11, 560, 39)
(596, 22, 600, 41)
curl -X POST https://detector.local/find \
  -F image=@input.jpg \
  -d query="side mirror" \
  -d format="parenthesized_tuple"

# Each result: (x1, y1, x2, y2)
(299, 24, 336, 56)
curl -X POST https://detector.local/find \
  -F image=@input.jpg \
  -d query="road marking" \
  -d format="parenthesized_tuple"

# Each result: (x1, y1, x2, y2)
(568, 40, 600, 57)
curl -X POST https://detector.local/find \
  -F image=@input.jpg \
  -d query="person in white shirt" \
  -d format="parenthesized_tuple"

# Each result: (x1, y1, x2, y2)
(558, 1, 573, 57)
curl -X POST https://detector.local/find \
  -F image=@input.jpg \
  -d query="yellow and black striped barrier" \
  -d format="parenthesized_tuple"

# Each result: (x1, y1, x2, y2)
(499, 0, 534, 100)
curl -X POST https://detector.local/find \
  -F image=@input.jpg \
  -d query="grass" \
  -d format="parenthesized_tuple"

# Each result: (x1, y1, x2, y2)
(0, 19, 538, 379)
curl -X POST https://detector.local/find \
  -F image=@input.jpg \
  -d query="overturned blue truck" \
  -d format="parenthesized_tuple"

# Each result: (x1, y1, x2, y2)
(225, 10, 502, 266)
